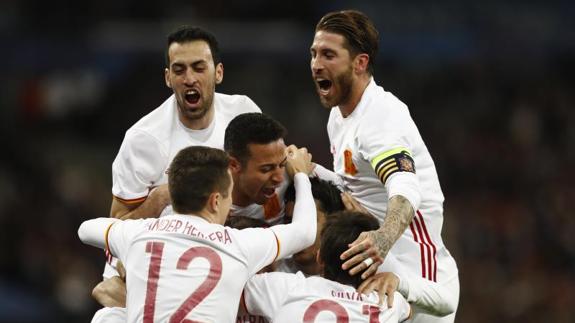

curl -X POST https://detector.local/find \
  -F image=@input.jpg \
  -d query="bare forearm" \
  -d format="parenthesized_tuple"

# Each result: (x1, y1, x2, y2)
(374, 195, 414, 259)
(111, 185, 171, 220)
(118, 197, 168, 220)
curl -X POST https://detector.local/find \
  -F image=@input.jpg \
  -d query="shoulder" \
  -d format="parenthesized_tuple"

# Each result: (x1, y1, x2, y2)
(358, 88, 414, 136)
(215, 93, 261, 115)
(326, 107, 340, 129)
(364, 87, 409, 118)
(122, 127, 164, 153)
(128, 95, 176, 141)
(251, 270, 305, 286)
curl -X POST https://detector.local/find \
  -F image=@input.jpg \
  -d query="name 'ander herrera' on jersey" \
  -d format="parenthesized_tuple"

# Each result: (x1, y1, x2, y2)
(148, 217, 232, 245)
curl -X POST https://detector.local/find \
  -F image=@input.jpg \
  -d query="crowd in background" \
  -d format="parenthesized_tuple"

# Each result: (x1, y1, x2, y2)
(0, 1, 573, 322)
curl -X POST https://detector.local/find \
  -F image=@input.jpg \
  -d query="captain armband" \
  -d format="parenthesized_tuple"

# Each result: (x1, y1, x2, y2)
(371, 147, 416, 185)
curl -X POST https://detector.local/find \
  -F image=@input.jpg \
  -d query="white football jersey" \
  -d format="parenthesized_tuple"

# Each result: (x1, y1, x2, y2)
(112, 93, 260, 204)
(327, 78, 443, 226)
(229, 178, 289, 225)
(326, 78, 457, 281)
(91, 307, 126, 323)
(244, 271, 410, 323)
(236, 307, 270, 323)
(106, 215, 279, 323)
(103, 93, 260, 279)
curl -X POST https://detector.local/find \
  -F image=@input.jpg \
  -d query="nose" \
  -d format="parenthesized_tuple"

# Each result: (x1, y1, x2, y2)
(184, 70, 197, 86)
(271, 168, 284, 184)
(311, 57, 322, 74)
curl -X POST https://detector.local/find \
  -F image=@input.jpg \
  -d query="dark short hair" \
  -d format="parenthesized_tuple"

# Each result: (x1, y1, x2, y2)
(168, 146, 230, 214)
(285, 177, 344, 214)
(320, 211, 380, 288)
(165, 26, 221, 67)
(225, 215, 268, 229)
(316, 10, 379, 74)
(224, 113, 287, 165)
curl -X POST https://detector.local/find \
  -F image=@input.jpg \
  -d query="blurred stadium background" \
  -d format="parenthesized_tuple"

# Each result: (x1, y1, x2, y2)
(0, 0, 573, 322)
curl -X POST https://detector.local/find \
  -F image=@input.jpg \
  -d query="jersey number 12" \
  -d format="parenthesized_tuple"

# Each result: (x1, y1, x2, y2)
(143, 241, 222, 323)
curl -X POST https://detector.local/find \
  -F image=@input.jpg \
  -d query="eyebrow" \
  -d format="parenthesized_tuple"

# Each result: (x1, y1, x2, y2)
(171, 59, 208, 68)
(259, 156, 288, 168)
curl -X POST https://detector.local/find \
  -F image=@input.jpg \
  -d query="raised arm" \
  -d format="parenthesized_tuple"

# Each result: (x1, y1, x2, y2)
(78, 217, 119, 249)
(270, 146, 317, 259)
(341, 147, 421, 278)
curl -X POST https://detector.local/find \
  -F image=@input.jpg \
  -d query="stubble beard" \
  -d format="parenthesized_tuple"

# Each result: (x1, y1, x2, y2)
(318, 67, 353, 109)
(177, 83, 215, 122)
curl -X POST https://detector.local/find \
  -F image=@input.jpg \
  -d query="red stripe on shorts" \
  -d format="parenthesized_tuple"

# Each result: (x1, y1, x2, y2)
(417, 210, 438, 282)
(409, 222, 426, 279)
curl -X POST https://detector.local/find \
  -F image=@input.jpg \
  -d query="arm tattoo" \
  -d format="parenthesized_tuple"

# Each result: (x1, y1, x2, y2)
(373, 195, 414, 259)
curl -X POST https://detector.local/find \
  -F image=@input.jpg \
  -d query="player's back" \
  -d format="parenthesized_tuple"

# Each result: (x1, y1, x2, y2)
(245, 272, 410, 323)
(118, 214, 277, 323)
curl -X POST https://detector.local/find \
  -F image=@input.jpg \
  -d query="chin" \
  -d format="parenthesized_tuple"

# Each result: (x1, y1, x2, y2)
(319, 97, 335, 108)
(254, 195, 269, 206)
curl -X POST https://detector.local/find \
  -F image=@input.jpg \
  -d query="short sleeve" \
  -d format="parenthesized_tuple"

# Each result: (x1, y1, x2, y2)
(244, 272, 303, 318)
(91, 307, 127, 323)
(242, 96, 262, 113)
(106, 219, 148, 264)
(232, 227, 280, 276)
(357, 101, 417, 185)
(112, 129, 168, 202)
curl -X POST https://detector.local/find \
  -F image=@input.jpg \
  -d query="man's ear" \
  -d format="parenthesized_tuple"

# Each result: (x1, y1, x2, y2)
(315, 249, 324, 267)
(165, 68, 172, 88)
(215, 63, 224, 85)
(207, 192, 220, 213)
(353, 53, 370, 74)
(229, 156, 242, 173)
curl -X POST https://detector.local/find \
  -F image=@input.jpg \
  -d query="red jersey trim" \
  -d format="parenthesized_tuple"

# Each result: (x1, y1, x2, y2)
(104, 221, 116, 258)
(113, 194, 147, 205)
(271, 230, 281, 263)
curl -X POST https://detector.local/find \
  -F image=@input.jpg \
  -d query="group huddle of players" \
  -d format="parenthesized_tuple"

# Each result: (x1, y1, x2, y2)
(78, 9, 460, 323)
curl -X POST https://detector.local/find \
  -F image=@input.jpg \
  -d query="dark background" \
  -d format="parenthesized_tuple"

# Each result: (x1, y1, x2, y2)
(1, 0, 574, 322)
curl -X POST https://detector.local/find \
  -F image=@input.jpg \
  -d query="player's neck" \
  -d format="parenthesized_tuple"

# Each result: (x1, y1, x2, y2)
(231, 188, 252, 207)
(299, 262, 321, 277)
(194, 210, 222, 225)
(338, 74, 371, 118)
(179, 105, 215, 130)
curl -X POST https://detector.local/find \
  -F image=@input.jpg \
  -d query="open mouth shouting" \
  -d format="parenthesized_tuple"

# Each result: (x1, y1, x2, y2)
(184, 89, 201, 107)
(261, 186, 277, 199)
(315, 78, 333, 96)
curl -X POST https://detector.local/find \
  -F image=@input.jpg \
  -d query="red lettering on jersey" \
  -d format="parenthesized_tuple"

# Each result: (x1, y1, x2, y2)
(158, 219, 170, 231)
(144, 241, 164, 323)
(149, 219, 160, 231)
(170, 247, 223, 322)
(263, 193, 281, 220)
(303, 299, 349, 322)
(362, 305, 381, 323)
(331, 290, 364, 301)
(343, 150, 357, 175)
(224, 230, 232, 244)
(182, 221, 193, 235)
(143, 242, 223, 323)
